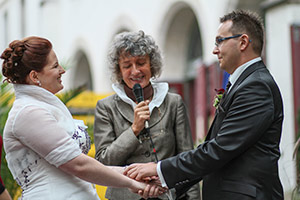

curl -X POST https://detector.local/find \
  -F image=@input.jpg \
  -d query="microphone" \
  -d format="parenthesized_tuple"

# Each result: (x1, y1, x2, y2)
(132, 83, 144, 103)
(132, 83, 149, 128)
(133, 83, 159, 163)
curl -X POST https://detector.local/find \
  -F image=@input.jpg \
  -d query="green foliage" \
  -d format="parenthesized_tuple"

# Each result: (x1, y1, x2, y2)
(58, 85, 86, 104)
(0, 74, 19, 197)
(86, 122, 94, 144)
(293, 188, 300, 200)
(0, 78, 13, 133)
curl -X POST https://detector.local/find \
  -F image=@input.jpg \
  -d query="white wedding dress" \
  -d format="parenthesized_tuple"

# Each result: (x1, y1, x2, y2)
(3, 84, 100, 200)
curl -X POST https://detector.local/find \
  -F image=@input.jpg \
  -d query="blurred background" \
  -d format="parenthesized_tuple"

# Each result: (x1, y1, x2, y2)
(0, 0, 300, 199)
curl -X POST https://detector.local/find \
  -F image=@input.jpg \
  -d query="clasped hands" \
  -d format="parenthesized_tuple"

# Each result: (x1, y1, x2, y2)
(124, 162, 167, 199)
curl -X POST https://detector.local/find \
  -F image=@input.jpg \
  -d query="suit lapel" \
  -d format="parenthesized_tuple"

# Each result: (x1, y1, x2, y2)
(149, 97, 168, 127)
(206, 61, 266, 141)
(115, 95, 134, 123)
(222, 61, 265, 106)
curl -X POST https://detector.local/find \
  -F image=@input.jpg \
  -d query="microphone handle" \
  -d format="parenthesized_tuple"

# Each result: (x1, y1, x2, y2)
(145, 121, 149, 129)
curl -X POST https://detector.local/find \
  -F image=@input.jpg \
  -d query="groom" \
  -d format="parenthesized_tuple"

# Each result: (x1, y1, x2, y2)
(125, 10, 284, 200)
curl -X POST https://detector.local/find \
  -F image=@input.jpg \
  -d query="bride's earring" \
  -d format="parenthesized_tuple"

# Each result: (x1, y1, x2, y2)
(37, 80, 41, 86)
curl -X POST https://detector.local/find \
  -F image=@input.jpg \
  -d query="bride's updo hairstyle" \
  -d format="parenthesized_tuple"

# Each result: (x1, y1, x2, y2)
(1, 36, 52, 84)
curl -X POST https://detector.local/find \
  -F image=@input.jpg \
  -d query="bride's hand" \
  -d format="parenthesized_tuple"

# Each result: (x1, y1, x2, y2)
(129, 179, 167, 199)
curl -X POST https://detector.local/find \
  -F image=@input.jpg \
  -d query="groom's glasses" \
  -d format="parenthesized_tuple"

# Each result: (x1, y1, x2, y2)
(215, 34, 242, 47)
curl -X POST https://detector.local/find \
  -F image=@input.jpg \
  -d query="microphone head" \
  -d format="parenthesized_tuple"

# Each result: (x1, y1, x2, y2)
(132, 83, 144, 103)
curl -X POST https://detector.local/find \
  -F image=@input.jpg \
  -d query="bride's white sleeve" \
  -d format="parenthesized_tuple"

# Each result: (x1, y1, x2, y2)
(13, 105, 81, 167)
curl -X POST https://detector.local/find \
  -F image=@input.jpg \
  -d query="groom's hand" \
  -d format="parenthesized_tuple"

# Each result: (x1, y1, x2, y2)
(124, 162, 158, 181)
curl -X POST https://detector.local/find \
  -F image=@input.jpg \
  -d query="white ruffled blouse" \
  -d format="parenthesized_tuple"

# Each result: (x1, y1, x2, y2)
(3, 84, 98, 200)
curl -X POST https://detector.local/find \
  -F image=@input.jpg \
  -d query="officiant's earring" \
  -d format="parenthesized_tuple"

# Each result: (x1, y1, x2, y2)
(37, 80, 41, 86)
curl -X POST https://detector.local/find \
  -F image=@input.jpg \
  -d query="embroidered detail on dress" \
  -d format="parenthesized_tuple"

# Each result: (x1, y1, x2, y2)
(16, 157, 41, 188)
(72, 131, 82, 140)
(72, 123, 91, 154)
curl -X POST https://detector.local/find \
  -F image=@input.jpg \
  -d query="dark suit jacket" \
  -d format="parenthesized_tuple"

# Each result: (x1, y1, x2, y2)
(160, 61, 284, 200)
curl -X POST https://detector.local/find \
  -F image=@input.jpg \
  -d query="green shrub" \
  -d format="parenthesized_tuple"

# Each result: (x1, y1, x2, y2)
(0, 74, 19, 197)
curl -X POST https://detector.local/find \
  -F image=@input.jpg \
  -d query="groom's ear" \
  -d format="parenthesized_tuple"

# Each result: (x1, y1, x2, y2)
(240, 34, 251, 51)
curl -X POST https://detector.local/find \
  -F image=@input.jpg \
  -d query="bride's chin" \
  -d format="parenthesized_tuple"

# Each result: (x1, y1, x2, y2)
(59, 84, 64, 90)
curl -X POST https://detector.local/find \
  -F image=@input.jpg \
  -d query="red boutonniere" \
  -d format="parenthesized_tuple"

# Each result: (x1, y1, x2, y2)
(213, 88, 225, 108)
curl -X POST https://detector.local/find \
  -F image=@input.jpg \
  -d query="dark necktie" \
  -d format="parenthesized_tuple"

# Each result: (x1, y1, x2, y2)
(226, 81, 232, 91)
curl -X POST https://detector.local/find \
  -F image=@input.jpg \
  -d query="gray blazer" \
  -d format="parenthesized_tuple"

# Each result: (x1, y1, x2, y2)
(94, 92, 200, 200)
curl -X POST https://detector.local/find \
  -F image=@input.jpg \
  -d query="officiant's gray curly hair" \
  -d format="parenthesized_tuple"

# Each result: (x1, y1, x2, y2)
(108, 30, 163, 83)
